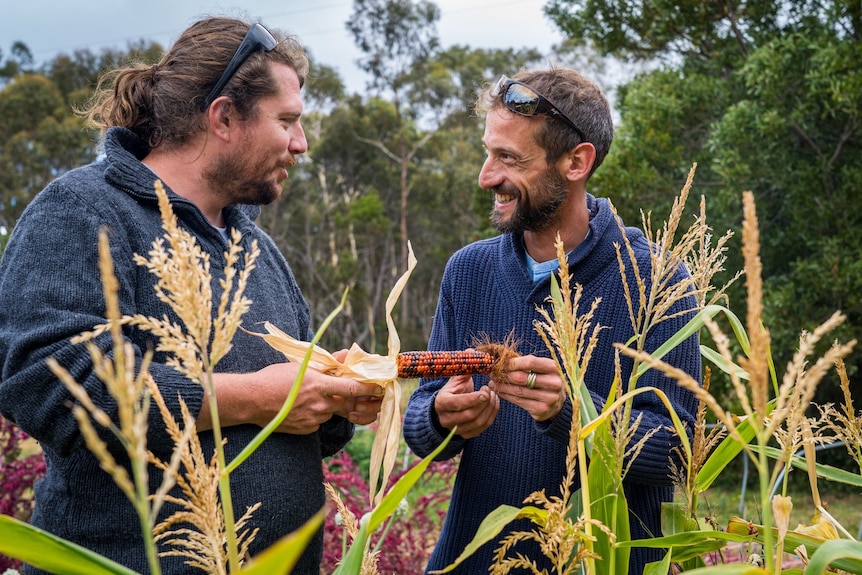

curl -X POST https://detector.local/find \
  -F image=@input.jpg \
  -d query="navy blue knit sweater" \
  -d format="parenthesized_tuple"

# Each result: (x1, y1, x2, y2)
(403, 194, 701, 574)
(0, 127, 352, 574)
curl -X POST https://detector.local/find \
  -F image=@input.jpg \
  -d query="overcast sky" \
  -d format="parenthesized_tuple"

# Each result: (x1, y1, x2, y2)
(1, 0, 567, 94)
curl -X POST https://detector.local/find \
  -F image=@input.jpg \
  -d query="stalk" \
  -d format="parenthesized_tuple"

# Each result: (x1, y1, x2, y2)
(203, 363, 240, 573)
(132, 454, 162, 575)
(755, 432, 775, 573)
(578, 435, 596, 574)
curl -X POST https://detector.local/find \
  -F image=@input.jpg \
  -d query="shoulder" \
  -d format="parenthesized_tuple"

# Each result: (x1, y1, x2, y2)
(17, 162, 113, 227)
(448, 235, 502, 265)
(442, 235, 512, 282)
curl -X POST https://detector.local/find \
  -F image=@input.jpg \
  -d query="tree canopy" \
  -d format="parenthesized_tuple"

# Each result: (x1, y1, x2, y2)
(1, 0, 859, 403)
(545, 0, 862, 400)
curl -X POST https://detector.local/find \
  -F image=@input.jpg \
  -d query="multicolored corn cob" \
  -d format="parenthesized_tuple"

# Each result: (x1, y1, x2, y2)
(396, 350, 494, 378)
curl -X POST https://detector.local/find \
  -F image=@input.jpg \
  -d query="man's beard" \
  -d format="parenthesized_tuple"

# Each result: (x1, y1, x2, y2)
(205, 149, 292, 207)
(490, 166, 568, 234)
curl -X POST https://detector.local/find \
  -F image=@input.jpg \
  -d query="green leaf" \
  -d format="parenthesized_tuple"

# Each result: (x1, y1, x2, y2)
(756, 444, 862, 488)
(619, 529, 751, 562)
(333, 428, 458, 574)
(635, 304, 745, 379)
(431, 504, 548, 574)
(587, 412, 630, 574)
(642, 551, 672, 575)
(676, 565, 768, 574)
(240, 510, 324, 574)
(804, 539, 862, 575)
(695, 398, 776, 492)
(731, 518, 862, 574)
(661, 501, 702, 536)
(700, 344, 748, 379)
(0, 514, 139, 575)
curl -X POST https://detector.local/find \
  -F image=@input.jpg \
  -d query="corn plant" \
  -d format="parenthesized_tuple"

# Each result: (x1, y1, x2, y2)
(0, 181, 444, 574)
(429, 166, 862, 575)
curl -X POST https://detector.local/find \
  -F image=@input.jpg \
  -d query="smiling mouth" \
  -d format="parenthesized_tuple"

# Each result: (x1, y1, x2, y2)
(495, 192, 517, 204)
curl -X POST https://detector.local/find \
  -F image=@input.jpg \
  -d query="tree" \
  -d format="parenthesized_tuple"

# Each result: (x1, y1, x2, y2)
(347, 0, 442, 330)
(543, 0, 862, 400)
(0, 42, 34, 85)
(0, 42, 163, 256)
(0, 74, 96, 243)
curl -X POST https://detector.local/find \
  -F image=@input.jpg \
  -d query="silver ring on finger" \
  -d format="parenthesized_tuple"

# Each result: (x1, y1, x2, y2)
(526, 371, 537, 389)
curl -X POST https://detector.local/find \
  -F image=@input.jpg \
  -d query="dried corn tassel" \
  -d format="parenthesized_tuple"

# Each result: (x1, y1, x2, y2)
(396, 350, 493, 378)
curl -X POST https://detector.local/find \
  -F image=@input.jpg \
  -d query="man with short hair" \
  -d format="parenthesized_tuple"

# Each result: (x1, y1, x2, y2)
(0, 16, 382, 574)
(403, 68, 702, 574)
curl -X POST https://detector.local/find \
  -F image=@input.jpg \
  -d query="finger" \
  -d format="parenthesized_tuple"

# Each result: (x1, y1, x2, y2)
(442, 389, 490, 413)
(324, 377, 384, 398)
(442, 373, 474, 393)
(348, 411, 380, 425)
(353, 397, 383, 413)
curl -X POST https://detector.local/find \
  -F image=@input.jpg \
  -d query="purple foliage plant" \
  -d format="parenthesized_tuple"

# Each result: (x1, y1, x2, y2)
(1, 415, 47, 571)
(322, 447, 456, 574)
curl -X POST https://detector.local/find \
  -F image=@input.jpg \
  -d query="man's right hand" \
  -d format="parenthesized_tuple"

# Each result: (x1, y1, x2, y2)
(433, 374, 499, 438)
(198, 363, 384, 434)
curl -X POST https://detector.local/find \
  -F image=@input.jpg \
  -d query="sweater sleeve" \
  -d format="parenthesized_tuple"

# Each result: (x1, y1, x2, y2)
(0, 182, 204, 457)
(318, 415, 354, 457)
(403, 269, 467, 460)
(620, 287, 701, 485)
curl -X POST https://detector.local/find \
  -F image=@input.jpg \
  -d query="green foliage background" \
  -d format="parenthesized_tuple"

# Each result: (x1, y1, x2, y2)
(1, 0, 860, 410)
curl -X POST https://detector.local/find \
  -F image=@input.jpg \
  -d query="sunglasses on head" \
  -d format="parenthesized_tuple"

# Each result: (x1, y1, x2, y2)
(492, 75, 586, 142)
(200, 23, 278, 111)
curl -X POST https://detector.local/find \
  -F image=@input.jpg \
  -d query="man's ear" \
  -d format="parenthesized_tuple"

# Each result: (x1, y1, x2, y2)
(562, 142, 596, 182)
(205, 97, 234, 141)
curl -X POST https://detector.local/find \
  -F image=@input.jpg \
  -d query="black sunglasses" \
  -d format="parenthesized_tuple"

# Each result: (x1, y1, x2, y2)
(200, 23, 278, 111)
(492, 75, 586, 142)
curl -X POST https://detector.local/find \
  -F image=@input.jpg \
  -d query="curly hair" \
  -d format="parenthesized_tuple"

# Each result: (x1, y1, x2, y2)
(80, 17, 309, 150)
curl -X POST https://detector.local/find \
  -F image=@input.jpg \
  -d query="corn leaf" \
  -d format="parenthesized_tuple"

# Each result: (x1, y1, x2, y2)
(642, 552, 672, 575)
(0, 514, 138, 575)
(333, 428, 457, 575)
(587, 414, 630, 575)
(804, 540, 862, 575)
(675, 566, 768, 574)
(619, 529, 751, 562)
(728, 517, 862, 574)
(240, 509, 324, 574)
(430, 504, 548, 574)
(695, 399, 777, 492)
(580, 386, 692, 464)
(755, 444, 862, 488)
(635, 304, 746, 379)
(700, 344, 748, 379)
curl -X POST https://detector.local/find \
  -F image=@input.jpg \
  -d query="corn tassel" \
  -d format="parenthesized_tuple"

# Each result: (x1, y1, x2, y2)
(396, 350, 493, 378)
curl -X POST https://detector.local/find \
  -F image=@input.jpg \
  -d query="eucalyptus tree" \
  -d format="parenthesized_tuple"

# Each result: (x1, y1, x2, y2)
(346, 0, 442, 330)
(0, 42, 34, 85)
(0, 74, 96, 254)
(543, 0, 862, 396)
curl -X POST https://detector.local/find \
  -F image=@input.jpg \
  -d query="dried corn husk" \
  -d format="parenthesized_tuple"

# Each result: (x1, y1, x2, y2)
(251, 244, 417, 506)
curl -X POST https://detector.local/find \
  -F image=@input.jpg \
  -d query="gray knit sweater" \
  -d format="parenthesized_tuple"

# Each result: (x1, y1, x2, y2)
(0, 127, 351, 574)
(403, 194, 701, 575)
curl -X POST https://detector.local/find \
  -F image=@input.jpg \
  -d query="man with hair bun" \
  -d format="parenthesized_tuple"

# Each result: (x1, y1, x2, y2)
(0, 16, 382, 574)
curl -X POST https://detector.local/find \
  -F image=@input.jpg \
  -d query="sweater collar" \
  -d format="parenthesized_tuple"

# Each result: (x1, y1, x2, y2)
(501, 194, 631, 301)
